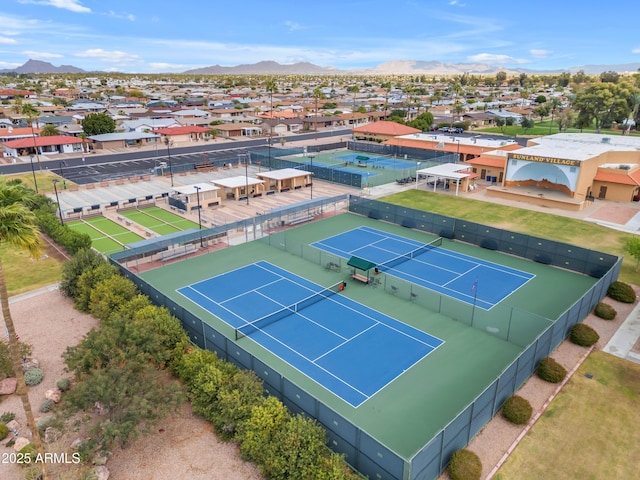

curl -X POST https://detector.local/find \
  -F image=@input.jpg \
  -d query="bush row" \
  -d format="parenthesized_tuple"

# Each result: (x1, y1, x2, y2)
(32, 194, 91, 254)
(60, 250, 359, 479)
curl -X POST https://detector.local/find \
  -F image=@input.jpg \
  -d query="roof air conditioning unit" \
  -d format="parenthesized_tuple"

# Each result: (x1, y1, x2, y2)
(601, 137, 611, 144)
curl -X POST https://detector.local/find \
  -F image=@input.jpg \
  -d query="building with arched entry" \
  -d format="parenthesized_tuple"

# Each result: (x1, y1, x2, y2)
(486, 133, 640, 210)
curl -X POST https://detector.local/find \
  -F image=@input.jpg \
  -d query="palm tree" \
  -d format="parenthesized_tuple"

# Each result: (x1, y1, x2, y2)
(0, 183, 48, 479)
(21, 104, 42, 170)
(40, 124, 60, 136)
(547, 98, 562, 134)
(312, 87, 323, 140)
(450, 82, 464, 128)
(265, 78, 277, 140)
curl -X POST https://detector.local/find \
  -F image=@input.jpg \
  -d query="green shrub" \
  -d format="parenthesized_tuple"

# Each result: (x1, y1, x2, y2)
(448, 449, 482, 480)
(40, 398, 54, 413)
(24, 367, 44, 386)
(0, 422, 9, 440)
(36, 416, 54, 433)
(537, 357, 567, 383)
(570, 323, 600, 347)
(0, 411, 16, 423)
(56, 377, 71, 392)
(0, 340, 32, 380)
(607, 281, 636, 303)
(594, 302, 617, 320)
(502, 395, 533, 425)
(17, 443, 36, 466)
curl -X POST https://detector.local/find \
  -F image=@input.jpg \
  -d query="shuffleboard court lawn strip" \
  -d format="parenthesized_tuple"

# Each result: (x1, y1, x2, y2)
(67, 221, 102, 240)
(112, 231, 145, 244)
(85, 217, 133, 236)
(92, 237, 123, 254)
(138, 207, 200, 230)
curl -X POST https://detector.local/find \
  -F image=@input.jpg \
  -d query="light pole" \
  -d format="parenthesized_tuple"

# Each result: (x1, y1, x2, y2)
(415, 162, 421, 189)
(52, 179, 64, 225)
(267, 135, 272, 170)
(455, 140, 461, 163)
(308, 154, 314, 199)
(242, 154, 249, 205)
(194, 185, 203, 248)
(58, 161, 67, 189)
(164, 137, 174, 187)
(29, 154, 38, 193)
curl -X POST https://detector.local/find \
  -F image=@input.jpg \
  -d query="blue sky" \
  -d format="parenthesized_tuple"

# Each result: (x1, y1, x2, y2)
(1, 0, 639, 73)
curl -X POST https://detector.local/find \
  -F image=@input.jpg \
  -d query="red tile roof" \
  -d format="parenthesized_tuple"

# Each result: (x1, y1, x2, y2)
(593, 169, 640, 186)
(466, 156, 507, 168)
(353, 121, 421, 136)
(2, 135, 83, 148)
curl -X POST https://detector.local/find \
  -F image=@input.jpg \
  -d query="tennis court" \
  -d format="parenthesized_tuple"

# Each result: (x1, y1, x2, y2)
(312, 226, 535, 310)
(120, 206, 200, 235)
(67, 217, 144, 254)
(177, 260, 443, 407)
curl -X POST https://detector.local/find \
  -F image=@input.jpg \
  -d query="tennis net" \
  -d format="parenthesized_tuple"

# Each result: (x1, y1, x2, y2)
(378, 237, 443, 271)
(235, 281, 343, 340)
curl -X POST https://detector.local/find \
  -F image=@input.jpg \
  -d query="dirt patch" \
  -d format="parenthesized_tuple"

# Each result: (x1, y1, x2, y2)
(0, 287, 263, 480)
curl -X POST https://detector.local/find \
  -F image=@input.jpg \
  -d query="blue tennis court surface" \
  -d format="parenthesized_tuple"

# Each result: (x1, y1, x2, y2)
(177, 260, 443, 407)
(311, 226, 535, 310)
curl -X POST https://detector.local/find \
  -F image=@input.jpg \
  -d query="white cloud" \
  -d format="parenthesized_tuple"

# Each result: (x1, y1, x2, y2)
(284, 21, 305, 32)
(22, 50, 63, 58)
(106, 11, 136, 21)
(19, 0, 91, 13)
(74, 49, 139, 64)
(0, 37, 18, 45)
(633, 47, 640, 54)
(467, 53, 529, 65)
(530, 49, 551, 59)
(448, 0, 466, 6)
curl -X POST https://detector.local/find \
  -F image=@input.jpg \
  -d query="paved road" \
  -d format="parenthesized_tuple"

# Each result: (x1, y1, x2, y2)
(1, 129, 352, 185)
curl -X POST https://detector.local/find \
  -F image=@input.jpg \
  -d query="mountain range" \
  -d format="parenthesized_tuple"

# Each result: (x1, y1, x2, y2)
(2, 59, 639, 76)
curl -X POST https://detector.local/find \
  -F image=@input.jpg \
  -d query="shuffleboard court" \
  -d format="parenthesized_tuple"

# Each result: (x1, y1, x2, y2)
(177, 260, 444, 407)
(311, 226, 535, 310)
(120, 207, 199, 235)
(67, 217, 143, 253)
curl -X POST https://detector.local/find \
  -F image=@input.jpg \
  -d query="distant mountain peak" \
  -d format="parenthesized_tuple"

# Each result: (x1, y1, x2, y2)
(0, 59, 85, 74)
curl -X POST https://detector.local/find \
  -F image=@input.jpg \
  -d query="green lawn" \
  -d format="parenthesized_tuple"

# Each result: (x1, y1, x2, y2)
(67, 219, 143, 254)
(0, 237, 63, 296)
(495, 351, 640, 480)
(473, 121, 639, 138)
(381, 190, 639, 285)
(139, 206, 200, 230)
(120, 209, 182, 235)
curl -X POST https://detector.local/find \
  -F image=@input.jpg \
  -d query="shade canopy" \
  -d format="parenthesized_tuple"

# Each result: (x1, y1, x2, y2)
(347, 256, 377, 272)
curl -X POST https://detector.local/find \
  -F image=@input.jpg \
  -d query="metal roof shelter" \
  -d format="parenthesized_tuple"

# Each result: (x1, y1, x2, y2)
(256, 168, 312, 193)
(347, 256, 377, 271)
(416, 163, 476, 195)
(347, 256, 377, 284)
(211, 175, 265, 201)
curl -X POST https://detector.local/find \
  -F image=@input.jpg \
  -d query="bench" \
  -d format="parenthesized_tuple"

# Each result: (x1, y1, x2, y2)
(145, 230, 154, 237)
(238, 195, 248, 201)
(294, 185, 302, 190)
(289, 215, 313, 226)
(266, 190, 276, 195)
(352, 273, 369, 284)
(117, 215, 125, 222)
(125, 220, 133, 226)
(161, 245, 198, 262)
